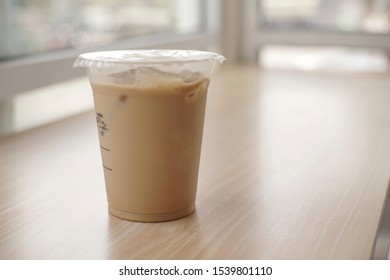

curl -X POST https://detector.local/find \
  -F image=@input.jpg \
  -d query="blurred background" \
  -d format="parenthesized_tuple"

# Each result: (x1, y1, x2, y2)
(0, 0, 389, 135)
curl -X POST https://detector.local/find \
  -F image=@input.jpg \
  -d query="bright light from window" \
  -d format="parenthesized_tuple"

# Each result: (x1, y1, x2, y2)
(259, 45, 390, 73)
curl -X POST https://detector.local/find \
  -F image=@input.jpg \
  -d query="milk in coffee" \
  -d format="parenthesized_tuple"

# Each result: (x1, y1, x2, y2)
(90, 78, 209, 222)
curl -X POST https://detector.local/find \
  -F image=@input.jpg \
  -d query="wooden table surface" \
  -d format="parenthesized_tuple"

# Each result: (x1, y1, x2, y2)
(1, 65, 389, 259)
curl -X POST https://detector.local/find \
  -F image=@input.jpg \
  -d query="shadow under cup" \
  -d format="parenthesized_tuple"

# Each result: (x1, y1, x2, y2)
(74, 50, 225, 222)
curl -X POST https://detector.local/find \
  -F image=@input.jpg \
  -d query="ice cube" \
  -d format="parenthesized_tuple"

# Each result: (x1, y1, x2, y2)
(179, 70, 203, 83)
(134, 67, 182, 86)
(108, 69, 137, 85)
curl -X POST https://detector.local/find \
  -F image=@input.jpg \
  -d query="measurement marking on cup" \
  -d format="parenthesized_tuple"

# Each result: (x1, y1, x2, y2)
(100, 145, 110, 152)
(97, 125, 108, 130)
(103, 165, 113, 171)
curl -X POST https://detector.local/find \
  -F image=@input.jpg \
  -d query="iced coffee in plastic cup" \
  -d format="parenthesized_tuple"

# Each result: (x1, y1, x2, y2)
(74, 50, 225, 222)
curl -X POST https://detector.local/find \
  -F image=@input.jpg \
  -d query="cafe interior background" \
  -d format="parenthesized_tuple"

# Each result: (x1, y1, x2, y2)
(1, 0, 389, 135)
(0, 0, 389, 260)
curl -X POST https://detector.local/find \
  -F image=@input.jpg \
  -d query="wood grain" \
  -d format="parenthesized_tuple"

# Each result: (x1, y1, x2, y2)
(0, 65, 389, 259)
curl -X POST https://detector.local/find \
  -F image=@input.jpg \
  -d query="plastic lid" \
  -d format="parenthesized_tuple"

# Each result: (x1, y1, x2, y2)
(73, 50, 226, 68)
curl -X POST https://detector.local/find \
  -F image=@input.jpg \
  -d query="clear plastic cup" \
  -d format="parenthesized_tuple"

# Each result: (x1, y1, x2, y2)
(74, 50, 225, 222)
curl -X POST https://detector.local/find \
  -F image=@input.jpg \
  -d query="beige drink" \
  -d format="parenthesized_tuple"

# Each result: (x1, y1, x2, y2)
(91, 79, 209, 221)
(74, 50, 225, 222)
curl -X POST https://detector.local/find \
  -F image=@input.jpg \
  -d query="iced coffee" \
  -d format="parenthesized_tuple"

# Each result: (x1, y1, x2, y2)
(74, 50, 225, 222)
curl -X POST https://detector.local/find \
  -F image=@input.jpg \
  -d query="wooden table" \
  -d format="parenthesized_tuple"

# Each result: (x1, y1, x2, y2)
(1, 65, 389, 259)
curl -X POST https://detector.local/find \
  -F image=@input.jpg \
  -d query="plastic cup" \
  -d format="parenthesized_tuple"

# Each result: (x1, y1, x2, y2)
(74, 50, 225, 222)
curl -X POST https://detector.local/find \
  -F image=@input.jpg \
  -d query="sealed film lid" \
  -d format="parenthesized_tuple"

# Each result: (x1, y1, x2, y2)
(73, 50, 226, 68)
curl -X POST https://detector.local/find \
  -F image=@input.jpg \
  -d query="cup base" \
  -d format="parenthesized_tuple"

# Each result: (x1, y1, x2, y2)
(108, 204, 195, 222)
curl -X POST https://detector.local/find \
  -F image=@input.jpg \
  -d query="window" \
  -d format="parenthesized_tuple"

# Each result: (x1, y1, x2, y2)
(0, 0, 219, 136)
(237, 0, 390, 63)
(1, 0, 204, 61)
(0, 0, 217, 100)
(255, 1, 390, 71)
(259, 0, 390, 34)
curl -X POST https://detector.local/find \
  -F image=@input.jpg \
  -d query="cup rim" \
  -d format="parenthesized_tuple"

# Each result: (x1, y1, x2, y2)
(73, 49, 226, 68)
